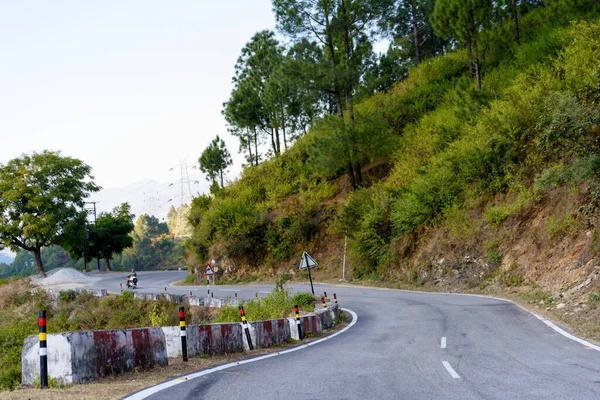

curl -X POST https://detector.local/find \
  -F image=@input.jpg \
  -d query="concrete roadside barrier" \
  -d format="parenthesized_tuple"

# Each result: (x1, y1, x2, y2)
(22, 304, 340, 385)
(22, 327, 168, 385)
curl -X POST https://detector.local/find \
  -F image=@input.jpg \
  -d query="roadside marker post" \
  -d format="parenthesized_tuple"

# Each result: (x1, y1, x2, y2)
(164, 287, 167, 292)
(255, 292, 258, 299)
(190, 291, 192, 297)
(299, 251, 318, 295)
(324, 291, 328, 302)
(333, 293, 338, 304)
(179, 307, 188, 362)
(294, 305, 303, 340)
(239, 306, 254, 350)
(38, 310, 48, 389)
(321, 297, 327, 309)
(234, 292, 237, 298)
(120, 283, 122, 293)
(211, 292, 214, 298)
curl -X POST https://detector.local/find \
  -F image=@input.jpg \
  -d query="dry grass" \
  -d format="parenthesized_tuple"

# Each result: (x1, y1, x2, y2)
(1, 316, 348, 400)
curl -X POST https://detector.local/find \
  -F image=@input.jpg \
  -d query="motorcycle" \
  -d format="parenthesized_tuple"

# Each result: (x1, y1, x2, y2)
(126, 275, 138, 289)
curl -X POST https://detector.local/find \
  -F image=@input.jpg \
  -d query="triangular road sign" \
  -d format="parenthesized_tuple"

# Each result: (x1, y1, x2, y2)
(299, 251, 318, 269)
(202, 264, 214, 276)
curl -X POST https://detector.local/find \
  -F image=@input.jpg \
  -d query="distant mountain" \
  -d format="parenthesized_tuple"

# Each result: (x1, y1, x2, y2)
(0, 252, 13, 265)
(92, 178, 210, 221)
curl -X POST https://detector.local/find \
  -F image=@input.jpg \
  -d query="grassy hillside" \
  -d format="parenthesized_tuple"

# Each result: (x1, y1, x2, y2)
(186, 5, 600, 334)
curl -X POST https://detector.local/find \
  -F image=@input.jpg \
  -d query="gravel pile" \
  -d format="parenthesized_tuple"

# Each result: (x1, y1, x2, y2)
(30, 268, 100, 286)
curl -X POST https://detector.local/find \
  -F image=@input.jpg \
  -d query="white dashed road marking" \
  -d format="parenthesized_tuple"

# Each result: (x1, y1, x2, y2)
(442, 361, 460, 379)
(441, 337, 446, 349)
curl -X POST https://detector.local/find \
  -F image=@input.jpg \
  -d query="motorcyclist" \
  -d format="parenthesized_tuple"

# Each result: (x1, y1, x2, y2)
(127, 269, 137, 288)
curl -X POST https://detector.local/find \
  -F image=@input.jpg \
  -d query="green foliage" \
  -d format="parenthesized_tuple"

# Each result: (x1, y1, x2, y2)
(485, 186, 537, 227)
(186, 6, 600, 275)
(291, 292, 315, 311)
(499, 265, 525, 287)
(0, 150, 99, 276)
(0, 314, 37, 390)
(58, 290, 77, 305)
(214, 288, 314, 322)
(522, 289, 554, 305)
(149, 301, 171, 327)
(199, 136, 233, 188)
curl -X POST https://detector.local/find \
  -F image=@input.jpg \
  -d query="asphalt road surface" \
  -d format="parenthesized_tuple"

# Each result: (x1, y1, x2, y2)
(90, 272, 600, 399)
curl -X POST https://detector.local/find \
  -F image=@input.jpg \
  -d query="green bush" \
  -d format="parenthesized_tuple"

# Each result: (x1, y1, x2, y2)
(291, 292, 315, 311)
(0, 314, 37, 390)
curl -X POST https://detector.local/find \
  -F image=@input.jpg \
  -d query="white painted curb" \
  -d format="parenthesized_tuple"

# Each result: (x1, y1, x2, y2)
(123, 308, 358, 400)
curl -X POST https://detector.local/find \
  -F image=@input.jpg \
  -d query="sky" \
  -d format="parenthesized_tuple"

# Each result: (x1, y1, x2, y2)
(0, 1, 277, 199)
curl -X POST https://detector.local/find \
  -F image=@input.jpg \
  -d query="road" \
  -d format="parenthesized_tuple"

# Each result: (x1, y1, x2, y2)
(91, 271, 600, 399)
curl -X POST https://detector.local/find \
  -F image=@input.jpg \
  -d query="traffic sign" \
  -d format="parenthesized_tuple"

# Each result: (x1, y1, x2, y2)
(202, 264, 214, 276)
(299, 252, 317, 269)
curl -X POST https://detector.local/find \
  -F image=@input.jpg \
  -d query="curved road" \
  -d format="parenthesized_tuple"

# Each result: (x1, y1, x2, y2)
(90, 272, 600, 399)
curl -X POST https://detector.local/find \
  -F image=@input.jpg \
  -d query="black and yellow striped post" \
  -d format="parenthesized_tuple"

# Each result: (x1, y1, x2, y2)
(321, 296, 327, 309)
(179, 306, 188, 362)
(255, 292, 258, 299)
(120, 283, 123, 293)
(38, 310, 48, 389)
(333, 293, 338, 304)
(294, 304, 303, 340)
(239, 306, 253, 350)
(324, 291, 328, 302)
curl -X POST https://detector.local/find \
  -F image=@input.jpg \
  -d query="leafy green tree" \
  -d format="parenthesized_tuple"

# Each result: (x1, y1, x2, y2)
(0, 151, 99, 277)
(166, 205, 178, 234)
(134, 214, 169, 238)
(431, 0, 494, 91)
(273, 0, 393, 189)
(379, 0, 448, 66)
(92, 203, 135, 271)
(223, 79, 263, 167)
(199, 136, 233, 188)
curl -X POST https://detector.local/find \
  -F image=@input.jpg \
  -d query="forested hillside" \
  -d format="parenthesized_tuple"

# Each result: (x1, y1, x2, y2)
(186, 0, 600, 309)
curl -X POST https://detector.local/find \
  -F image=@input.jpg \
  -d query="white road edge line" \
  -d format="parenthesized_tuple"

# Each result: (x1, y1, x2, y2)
(442, 361, 460, 379)
(531, 313, 600, 352)
(441, 337, 446, 349)
(123, 308, 358, 400)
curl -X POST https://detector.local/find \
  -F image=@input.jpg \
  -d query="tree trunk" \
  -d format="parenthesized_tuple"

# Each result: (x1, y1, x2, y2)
(104, 257, 112, 271)
(245, 126, 254, 166)
(346, 162, 357, 191)
(474, 55, 481, 91)
(253, 128, 259, 165)
(341, 2, 360, 190)
(354, 161, 363, 187)
(409, 0, 421, 65)
(511, 0, 520, 45)
(220, 169, 224, 188)
(324, 8, 344, 119)
(270, 127, 277, 155)
(34, 246, 46, 277)
(281, 104, 288, 150)
(274, 126, 281, 155)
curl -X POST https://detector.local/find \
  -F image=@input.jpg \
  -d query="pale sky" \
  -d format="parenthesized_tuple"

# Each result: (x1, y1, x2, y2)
(0, 1, 276, 193)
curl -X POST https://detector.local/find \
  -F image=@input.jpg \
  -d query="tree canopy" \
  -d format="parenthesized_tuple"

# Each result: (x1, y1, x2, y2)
(0, 151, 99, 277)
(199, 136, 233, 188)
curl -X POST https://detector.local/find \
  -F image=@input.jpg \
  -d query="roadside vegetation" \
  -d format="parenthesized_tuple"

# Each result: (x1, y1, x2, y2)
(0, 277, 315, 391)
(186, 3, 600, 289)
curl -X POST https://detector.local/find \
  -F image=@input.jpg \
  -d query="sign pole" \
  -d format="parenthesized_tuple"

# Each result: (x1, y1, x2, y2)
(305, 252, 315, 295)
